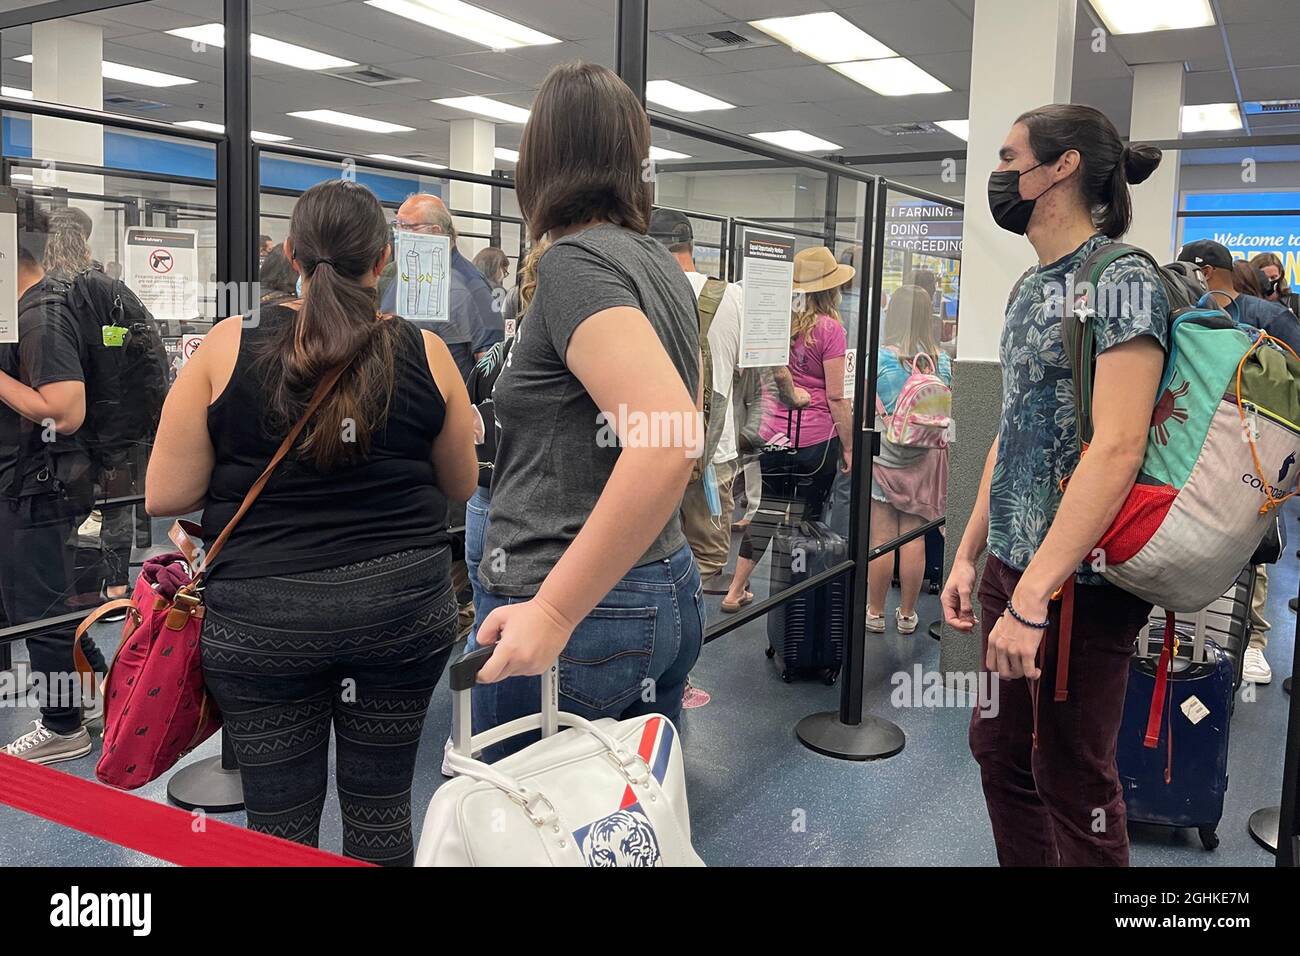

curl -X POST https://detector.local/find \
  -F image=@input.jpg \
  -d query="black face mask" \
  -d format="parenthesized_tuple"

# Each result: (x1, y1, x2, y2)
(1261, 276, 1279, 296)
(987, 161, 1051, 235)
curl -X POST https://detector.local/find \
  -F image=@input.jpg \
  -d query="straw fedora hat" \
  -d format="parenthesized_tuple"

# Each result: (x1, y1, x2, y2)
(792, 246, 856, 293)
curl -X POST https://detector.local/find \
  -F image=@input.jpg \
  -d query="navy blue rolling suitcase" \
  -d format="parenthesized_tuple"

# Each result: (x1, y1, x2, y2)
(1117, 611, 1234, 850)
(766, 520, 847, 685)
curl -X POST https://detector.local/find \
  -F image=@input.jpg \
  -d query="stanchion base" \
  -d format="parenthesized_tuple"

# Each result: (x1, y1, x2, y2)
(795, 711, 906, 761)
(928, 620, 942, 642)
(1285, 676, 1292, 696)
(166, 755, 244, 813)
(1248, 806, 1279, 854)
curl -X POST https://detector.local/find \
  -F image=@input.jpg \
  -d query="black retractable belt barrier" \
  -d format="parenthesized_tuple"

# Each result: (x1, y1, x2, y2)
(1250, 576, 1300, 860)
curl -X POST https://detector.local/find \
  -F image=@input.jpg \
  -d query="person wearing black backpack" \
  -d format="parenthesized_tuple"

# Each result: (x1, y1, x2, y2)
(0, 203, 109, 765)
(941, 105, 1172, 866)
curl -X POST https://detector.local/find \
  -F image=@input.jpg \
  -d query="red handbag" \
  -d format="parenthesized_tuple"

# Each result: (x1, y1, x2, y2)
(74, 368, 347, 790)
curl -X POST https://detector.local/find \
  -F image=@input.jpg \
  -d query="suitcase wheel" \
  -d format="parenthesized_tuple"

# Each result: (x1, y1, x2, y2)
(823, 670, 838, 687)
(928, 582, 941, 595)
(781, 671, 794, 684)
(1198, 827, 1219, 851)
(765, 646, 776, 659)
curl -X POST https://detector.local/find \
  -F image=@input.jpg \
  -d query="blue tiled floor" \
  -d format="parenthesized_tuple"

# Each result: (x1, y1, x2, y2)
(1, 526, 1293, 867)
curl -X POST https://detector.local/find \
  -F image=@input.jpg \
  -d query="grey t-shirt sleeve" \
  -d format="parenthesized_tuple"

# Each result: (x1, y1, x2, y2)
(538, 242, 642, 364)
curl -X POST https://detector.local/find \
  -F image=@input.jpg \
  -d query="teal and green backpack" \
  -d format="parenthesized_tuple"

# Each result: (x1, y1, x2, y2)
(1065, 243, 1300, 612)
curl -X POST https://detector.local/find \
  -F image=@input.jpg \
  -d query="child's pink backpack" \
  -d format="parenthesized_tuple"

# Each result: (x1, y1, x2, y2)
(876, 351, 952, 448)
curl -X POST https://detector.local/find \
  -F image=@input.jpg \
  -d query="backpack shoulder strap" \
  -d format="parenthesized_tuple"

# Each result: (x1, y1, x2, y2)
(697, 277, 727, 338)
(1064, 241, 1164, 450)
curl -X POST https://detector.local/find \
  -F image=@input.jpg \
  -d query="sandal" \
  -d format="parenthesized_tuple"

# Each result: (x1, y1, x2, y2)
(720, 591, 754, 614)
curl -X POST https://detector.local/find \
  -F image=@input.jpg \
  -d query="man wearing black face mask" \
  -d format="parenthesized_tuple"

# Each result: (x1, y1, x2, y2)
(1178, 240, 1300, 353)
(943, 104, 1170, 867)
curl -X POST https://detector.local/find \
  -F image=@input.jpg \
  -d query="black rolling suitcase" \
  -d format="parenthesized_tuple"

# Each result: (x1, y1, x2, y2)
(765, 520, 847, 684)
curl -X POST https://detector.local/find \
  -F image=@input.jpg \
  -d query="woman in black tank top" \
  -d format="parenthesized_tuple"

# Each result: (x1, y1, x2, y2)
(146, 180, 478, 864)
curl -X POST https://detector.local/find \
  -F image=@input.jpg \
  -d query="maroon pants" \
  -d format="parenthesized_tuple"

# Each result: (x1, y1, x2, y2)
(968, 555, 1152, 866)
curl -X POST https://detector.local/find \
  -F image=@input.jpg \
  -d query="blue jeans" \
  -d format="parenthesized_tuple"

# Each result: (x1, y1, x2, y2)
(471, 541, 705, 760)
(464, 486, 492, 648)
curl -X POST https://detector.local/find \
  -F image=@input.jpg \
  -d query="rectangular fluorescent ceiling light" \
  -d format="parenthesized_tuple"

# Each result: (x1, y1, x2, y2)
(2, 86, 32, 99)
(166, 24, 356, 71)
(649, 146, 691, 161)
(174, 120, 292, 142)
(935, 119, 969, 140)
(1181, 102, 1242, 132)
(494, 147, 519, 163)
(750, 12, 895, 64)
(364, 0, 560, 49)
(434, 95, 530, 123)
(645, 80, 733, 113)
(832, 58, 950, 96)
(750, 130, 841, 153)
(11, 173, 33, 182)
(369, 153, 447, 169)
(288, 109, 414, 134)
(16, 54, 194, 87)
(1088, 0, 1215, 35)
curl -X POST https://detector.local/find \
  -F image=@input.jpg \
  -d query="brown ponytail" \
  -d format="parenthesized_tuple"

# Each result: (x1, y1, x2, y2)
(258, 179, 398, 470)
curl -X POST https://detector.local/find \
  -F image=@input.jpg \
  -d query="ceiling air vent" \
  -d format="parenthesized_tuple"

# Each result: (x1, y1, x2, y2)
(103, 94, 168, 111)
(325, 65, 418, 88)
(871, 121, 944, 136)
(662, 22, 776, 55)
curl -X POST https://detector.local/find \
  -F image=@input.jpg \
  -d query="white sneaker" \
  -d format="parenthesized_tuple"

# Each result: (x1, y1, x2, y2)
(895, 608, 919, 635)
(3, 721, 92, 765)
(865, 608, 886, 633)
(1243, 647, 1272, 685)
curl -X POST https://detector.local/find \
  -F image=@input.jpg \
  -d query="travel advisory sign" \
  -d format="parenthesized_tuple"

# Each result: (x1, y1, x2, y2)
(125, 227, 199, 321)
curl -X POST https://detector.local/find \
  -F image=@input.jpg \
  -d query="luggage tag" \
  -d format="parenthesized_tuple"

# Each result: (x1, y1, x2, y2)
(102, 325, 127, 347)
(702, 462, 722, 518)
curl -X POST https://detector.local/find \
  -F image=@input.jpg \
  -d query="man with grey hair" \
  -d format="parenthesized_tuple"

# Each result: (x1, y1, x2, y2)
(380, 193, 501, 380)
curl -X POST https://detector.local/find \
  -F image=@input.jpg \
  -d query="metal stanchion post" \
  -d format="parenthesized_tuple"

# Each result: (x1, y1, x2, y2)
(794, 178, 905, 761)
(1249, 577, 1300, 856)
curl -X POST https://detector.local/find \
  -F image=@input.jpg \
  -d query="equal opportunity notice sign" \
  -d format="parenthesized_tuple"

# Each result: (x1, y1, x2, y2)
(124, 227, 200, 322)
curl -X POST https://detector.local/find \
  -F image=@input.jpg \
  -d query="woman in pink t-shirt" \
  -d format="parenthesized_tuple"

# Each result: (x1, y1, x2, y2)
(722, 247, 855, 612)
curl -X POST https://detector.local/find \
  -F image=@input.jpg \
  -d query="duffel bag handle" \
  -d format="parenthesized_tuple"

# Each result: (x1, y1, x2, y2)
(448, 646, 644, 780)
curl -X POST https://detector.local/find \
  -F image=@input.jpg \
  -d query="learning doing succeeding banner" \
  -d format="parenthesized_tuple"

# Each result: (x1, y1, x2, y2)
(1179, 191, 1300, 283)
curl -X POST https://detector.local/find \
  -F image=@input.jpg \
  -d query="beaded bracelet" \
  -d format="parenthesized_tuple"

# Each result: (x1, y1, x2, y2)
(1005, 600, 1050, 630)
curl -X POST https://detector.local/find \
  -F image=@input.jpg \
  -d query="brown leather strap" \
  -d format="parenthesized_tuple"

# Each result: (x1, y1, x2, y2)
(185, 363, 350, 582)
(1054, 576, 1075, 702)
(72, 599, 139, 681)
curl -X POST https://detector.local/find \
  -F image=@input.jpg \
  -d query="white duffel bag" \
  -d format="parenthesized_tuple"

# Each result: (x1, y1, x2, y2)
(415, 645, 704, 867)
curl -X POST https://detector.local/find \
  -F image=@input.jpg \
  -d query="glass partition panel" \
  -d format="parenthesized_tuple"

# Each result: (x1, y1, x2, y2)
(648, 124, 871, 632)
(2, 116, 220, 643)
(866, 183, 963, 618)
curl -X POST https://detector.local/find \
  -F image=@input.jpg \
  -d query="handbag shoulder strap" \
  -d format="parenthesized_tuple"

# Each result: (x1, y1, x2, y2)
(191, 362, 350, 581)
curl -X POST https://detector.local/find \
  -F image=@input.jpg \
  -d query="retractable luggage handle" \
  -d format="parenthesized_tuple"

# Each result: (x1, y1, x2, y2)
(446, 646, 651, 796)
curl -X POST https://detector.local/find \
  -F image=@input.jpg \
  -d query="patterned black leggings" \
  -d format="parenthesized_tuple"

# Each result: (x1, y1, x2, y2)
(201, 547, 457, 866)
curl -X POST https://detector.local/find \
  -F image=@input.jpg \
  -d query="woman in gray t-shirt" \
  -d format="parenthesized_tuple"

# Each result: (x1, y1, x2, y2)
(470, 61, 705, 746)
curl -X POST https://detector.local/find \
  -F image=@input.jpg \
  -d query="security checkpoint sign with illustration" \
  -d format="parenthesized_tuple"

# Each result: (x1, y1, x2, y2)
(395, 230, 451, 324)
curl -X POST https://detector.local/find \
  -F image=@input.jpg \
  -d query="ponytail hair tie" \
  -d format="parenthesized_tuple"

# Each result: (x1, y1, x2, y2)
(311, 257, 339, 269)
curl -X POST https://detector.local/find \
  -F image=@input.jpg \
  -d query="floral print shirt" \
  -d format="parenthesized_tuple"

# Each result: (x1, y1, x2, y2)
(987, 234, 1170, 582)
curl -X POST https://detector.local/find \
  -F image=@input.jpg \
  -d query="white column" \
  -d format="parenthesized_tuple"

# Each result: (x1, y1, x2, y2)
(1127, 62, 1184, 261)
(448, 118, 495, 260)
(955, 0, 1076, 363)
(30, 20, 108, 256)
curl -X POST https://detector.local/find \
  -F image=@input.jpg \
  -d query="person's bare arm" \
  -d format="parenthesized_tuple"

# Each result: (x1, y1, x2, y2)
(476, 306, 697, 682)
(0, 374, 85, 433)
(822, 353, 852, 468)
(941, 436, 998, 632)
(422, 330, 478, 502)
(987, 336, 1163, 679)
(771, 365, 810, 408)
(146, 320, 233, 515)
